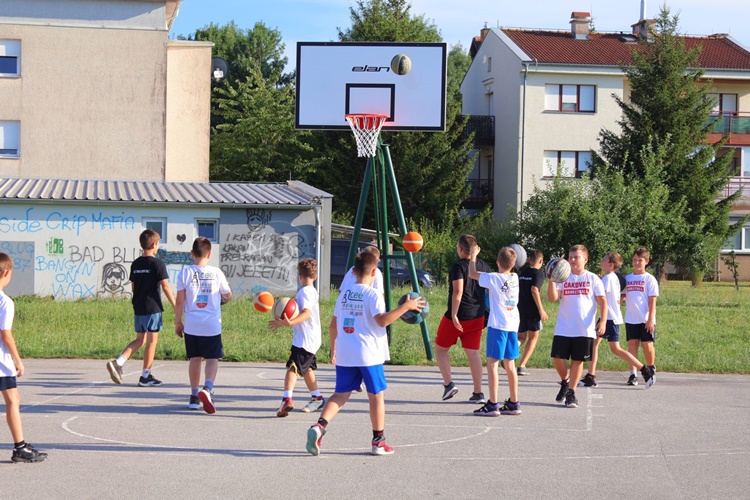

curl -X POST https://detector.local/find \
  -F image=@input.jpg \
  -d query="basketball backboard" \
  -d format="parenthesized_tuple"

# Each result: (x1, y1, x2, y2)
(295, 42, 447, 131)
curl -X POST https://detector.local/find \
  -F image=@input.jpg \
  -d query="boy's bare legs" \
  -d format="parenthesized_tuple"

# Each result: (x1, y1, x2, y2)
(435, 345, 453, 385)
(464, 347, 483, 394)
(503, 358, 518, 402)
(642, 341, 656, 366)
(517, 330, 539, 368)
(142, 331, 158, 370)
(486, 358, 499, 403)
(283, 368, 297, 392)
(608, 341, 644, 368)
(552, 357, 569, 381)
(302, 369, 318, 392)
(569, 360, 584, 389)
(319, 391, 351, 423)
(2, 389, 23, 443)
(120, 332, 146, 361)
(367, 391, 386, 431)
(587, 337, 603, 376)
(188, 357, 202, 388)
(204, 358, 218, 385)
(627, 339, 641, 371)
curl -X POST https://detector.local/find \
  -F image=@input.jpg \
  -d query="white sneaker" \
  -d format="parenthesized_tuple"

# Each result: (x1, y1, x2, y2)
(198, 387, 216, 414)
(302, 396, 325, 413)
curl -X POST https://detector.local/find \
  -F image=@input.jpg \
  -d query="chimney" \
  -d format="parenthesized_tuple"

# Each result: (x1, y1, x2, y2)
(632, 19, 657, 40)
(480, 22, 489, 41)
(570, 12, 591, 40)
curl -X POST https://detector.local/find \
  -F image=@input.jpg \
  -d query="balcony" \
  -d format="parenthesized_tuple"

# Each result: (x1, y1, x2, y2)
(707, 113, 750, 145)
(461, 115, 495, 147)
(462, 178, 493, 210)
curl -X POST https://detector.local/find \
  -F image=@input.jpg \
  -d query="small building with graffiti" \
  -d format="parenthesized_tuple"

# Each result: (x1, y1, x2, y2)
(0, 177, 333, 300)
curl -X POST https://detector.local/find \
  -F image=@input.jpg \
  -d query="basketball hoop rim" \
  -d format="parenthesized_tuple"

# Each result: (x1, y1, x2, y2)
(345, 113, 388, 131)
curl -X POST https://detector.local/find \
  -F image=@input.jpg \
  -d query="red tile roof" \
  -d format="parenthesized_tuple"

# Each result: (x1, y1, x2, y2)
(501, 29, 750, 70)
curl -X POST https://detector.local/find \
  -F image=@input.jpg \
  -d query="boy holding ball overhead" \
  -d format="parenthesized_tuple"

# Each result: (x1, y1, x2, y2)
(306, 250, 424, 456)
(269, 258, 325, 416)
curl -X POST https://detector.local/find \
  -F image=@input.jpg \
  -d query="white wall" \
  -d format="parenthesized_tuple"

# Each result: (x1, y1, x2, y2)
(0, 202, 318, 300)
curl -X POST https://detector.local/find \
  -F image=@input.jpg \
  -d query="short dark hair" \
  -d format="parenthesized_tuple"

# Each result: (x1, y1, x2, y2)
(527, 249, 543, 264)
(633, 247, 651, 261)
(569, 244, 589, 258)
(298, 258, 318, 279)
(604, 251, 623, 270)
(353, 251, 378, 278)
(497, 247, 516, 269)
(139, 229, 160, 250)
(192, 237, 212, 257)
(362, 245, 381, 259)
(458, 234, 477, 254)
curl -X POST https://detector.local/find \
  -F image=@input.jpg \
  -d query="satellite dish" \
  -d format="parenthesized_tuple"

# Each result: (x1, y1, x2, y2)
(211, 57, 228, 83)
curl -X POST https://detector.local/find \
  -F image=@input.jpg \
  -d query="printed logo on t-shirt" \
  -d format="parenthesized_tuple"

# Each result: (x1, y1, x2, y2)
(196, 294, 208, 308)
(563, 281, 591, 296)
(343, 317, 355, 334)
(627, 281, 646, 292)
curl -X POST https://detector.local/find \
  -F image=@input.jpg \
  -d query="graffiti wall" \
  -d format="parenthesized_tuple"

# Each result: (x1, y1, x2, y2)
(0, 204, 318, 300)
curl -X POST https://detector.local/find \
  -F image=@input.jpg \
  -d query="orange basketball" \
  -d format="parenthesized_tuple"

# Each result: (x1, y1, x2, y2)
(402, 231, 423, 252)
(253, 291, 274, 313)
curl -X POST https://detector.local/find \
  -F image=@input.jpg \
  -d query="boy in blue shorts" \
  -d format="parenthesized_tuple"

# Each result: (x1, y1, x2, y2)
(579, 252, 653, 388)
(468, 244, 521, 416)
(269, 258, 325, 416)
(306, 251, 424, 456)
(174, 237, 232, 414)
(0, 253, 47, 462)
(107, 229, 175, 387)
(547, 245, 607, 408)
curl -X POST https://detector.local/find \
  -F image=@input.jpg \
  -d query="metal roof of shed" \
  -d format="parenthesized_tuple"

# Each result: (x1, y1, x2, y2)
(0, 178, 330, 207)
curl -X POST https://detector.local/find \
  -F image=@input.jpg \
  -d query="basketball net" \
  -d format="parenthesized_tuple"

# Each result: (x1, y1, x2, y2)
(345, 114, 387, 157)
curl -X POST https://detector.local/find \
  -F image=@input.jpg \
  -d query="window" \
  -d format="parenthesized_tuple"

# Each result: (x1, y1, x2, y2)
(709, 93, 738, 115)
(543, 150, 592, 178)
(0, 121, 20, 157)
(143, 218, 167, 241)
(196, 219, 218, 243)
(487, 56, 491, 72)
(0, 40, 20, 76)
(723, 218, 750, 252)
(545, 84, 595, 112)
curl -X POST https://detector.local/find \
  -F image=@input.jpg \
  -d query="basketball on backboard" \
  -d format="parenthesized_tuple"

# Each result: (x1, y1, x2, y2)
(391, 54, 412, 75)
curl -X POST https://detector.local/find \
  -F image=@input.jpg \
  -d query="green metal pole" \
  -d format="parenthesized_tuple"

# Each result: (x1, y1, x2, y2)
(347, 156, 375, 271)
(375, 140, 393, 341)
(381, 143, 433, 361)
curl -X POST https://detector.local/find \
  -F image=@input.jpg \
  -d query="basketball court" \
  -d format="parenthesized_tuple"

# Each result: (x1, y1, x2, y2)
(6, 359, 750, 498)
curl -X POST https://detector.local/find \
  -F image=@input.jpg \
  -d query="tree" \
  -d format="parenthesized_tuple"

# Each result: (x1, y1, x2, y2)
(594, 6, 744, 283)
(309, 0, 475, 226)
(210, 66, 315, 182)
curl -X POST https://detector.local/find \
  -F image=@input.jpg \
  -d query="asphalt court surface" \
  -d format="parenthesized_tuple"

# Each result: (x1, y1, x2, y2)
(4, 359, 750, 499)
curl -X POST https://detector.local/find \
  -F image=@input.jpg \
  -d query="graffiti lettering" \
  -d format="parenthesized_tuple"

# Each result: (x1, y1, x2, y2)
(0, 208, 42, 234)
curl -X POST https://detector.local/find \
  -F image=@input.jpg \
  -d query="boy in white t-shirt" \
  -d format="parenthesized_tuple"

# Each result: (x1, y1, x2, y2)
(468, 244, 521, 416)
(269, 258, 325, 416)
(547, 245, 607, 408)
(579, 252, 653, 388)
(339, 245, 384, 294)
(625, 247, 660, 386)
(306, 251, 424, 457)
(174, 237, 232, 414)
(0, 253, 47, 463)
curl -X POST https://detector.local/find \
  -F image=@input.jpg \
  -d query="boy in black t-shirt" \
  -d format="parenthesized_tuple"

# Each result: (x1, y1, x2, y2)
(106, 230, 176, 387)
(436, 234, 490, 403)
(516, 249, 548, 376)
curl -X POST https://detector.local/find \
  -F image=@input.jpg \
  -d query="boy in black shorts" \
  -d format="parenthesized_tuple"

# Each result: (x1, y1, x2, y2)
(516, 249, 548, 376)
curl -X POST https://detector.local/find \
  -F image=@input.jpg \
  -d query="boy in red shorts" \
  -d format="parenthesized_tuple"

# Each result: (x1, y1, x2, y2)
(435, 234, 490, 403)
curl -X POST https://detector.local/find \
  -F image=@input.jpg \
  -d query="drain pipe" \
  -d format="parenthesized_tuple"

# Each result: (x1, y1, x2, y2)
(520, 61, 530, 213)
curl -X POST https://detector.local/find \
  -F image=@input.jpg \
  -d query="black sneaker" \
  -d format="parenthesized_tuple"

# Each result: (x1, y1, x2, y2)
(499, 399, 522, 415)
(441, 382, 458, 401)
(640, 366, 654, 388)
(564, 389, 579, 408)
(578, 373, 597, 387)
(468, 392, 485, 404)
(516, 366, 530, 376)
(188, 395, 201, 410)
(138, 374, 162, 387)
(555, 379, 569, 402)
(11, 443, 47, 463)
(627, 374, 639, 386)
(473, 402, 500, 416)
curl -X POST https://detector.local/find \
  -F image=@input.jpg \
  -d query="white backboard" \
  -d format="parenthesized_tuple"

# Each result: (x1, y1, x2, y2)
(295, 42, 447, 131)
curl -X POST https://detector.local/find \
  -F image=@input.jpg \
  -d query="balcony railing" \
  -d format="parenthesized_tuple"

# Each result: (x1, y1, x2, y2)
(463, 178, 493, 209)
(708, 113, 750, 135)
(721, 176, 750, 200)
(461, 115, 495, 147)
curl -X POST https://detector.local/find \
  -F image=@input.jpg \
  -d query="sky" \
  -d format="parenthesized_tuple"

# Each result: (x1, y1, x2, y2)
(171, 0, 750, 71)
